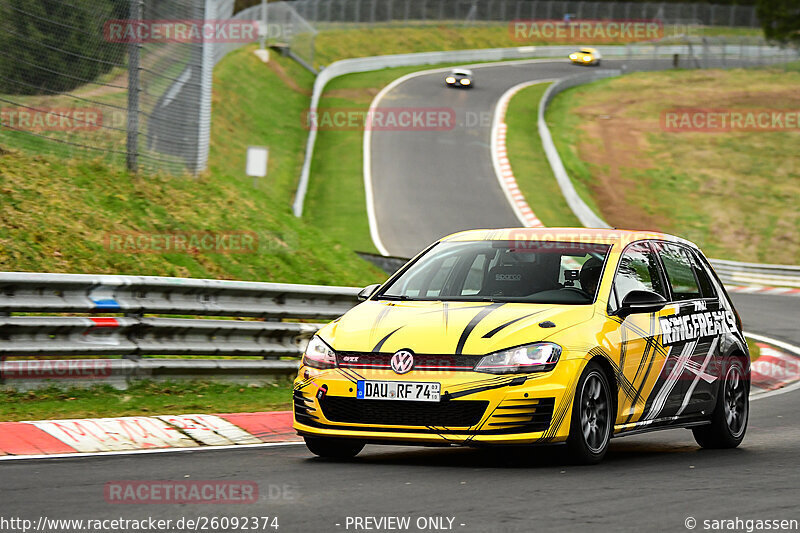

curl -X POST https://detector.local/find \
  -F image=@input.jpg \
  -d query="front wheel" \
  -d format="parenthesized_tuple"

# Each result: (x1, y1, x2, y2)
(304, 436, 365, 459)
(566, 361, 613, 464)
(692, 357, 749, 449)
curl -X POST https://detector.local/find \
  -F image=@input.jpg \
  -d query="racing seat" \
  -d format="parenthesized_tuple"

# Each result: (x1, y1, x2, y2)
(480, 263, 535, 297)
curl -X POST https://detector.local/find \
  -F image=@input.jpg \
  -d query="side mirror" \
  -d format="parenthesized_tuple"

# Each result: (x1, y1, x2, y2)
(357, 284, 381, 301)
(618, 290, 667, 317)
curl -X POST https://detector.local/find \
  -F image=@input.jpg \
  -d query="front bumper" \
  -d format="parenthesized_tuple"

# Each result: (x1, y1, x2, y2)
(446, 78, 472, 88)
(293, 359, 581, 446)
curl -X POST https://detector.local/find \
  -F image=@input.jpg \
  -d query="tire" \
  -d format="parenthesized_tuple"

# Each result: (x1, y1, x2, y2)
(566, 361, 614, 464)
(692, 357, 749, 449)
(304, 436, 365, 459)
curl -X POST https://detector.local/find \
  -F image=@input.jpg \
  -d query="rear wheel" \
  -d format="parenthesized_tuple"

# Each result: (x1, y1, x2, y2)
(304, 436, 365, 459)
(566, 361, 613, 464)
(692, 357, 748, 449)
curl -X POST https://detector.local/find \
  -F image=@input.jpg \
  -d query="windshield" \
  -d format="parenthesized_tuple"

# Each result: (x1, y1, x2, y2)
(378, 240, 611, 304)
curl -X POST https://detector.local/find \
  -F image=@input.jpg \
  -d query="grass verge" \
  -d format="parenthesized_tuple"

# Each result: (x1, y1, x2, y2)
(746, 337, 762, 362)
(504, 82, 581, 227)
(542, 66, 800, 264)
(306, 63, 482, 252)
(0, 380, 294, 422)
(310, 24, 763, 68)
(0, 46, 386, 286)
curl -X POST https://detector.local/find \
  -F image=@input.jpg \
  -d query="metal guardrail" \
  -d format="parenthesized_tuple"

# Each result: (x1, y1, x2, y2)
(293, 46, 553, 217)
(0, 273, 360, 360)
(292, 41, 794, 218)
(0, 273, 358, 319)
(0, 265, 797, 390)
(709, 260, 800, 289)
(538, 69, 621, 229)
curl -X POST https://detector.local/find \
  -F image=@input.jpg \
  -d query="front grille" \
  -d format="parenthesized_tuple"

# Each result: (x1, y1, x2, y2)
(320, 397, 488, 427)
(336, 352, 482, 372)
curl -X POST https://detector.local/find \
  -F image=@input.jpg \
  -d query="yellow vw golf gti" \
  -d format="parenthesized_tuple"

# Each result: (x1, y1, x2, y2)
(293, 229, 749, 464)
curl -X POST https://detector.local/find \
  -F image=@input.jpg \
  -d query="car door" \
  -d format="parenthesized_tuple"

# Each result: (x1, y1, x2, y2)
(605, 241, 673, 427)
(652, 241, 723, 417)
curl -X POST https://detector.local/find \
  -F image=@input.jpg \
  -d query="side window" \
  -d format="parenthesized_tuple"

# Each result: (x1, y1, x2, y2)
(656, 243, 702, 301)
(689, 249, 718, 298)
(613, 243, 667, 304)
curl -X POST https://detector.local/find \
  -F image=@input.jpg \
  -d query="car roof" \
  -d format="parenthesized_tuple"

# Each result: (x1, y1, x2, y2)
(440, 227, 699, 249)
(451, 69, 473, 76)
(579, 47, 598, 53)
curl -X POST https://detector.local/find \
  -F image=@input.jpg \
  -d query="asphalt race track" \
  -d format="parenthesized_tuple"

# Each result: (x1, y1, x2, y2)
(732, 293, 800, 347)
(2, 58, 798, 533)
(1, 383, 799, 533)
(368, 58, 758, 258)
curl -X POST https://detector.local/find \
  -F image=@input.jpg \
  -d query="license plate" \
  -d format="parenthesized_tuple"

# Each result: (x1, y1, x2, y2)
(356, 380, 440, 402)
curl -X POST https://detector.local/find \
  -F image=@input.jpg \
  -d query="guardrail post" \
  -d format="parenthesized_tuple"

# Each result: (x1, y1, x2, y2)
(126, 0, 142, 174)
(721, 37, 726, 68)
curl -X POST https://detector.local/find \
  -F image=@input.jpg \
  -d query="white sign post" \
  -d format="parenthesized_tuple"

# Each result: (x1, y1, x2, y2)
(255, 0, 269, 62)
(246, 146, 269, 188)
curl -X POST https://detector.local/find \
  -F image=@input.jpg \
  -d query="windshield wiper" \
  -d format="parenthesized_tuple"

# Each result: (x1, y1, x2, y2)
(375, 294, 416, 301)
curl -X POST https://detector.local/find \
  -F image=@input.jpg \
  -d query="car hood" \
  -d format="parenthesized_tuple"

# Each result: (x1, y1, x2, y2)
(318, 300, 595, 356)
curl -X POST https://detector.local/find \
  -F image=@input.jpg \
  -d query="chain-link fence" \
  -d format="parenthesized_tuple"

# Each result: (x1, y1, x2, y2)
(0, 0, 317, 175)
(0, 0, 236, 174)
(215, 2, 318, 71)
(0, 0, 780, 178)
(624, 35, 799, 70)
(289, 0, 760, 28)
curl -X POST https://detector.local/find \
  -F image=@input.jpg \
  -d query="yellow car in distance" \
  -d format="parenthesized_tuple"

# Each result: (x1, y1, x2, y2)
(570, 47, 602, 66)
(294, 228, 749, 464)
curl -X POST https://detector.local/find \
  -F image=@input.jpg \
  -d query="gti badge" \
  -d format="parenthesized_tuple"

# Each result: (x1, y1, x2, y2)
(390, 350, 414, 375)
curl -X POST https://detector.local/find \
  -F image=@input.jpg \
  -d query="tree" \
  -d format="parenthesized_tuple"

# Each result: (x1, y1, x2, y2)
(0, 0, 125, 95)
(757, 0, 800, 43)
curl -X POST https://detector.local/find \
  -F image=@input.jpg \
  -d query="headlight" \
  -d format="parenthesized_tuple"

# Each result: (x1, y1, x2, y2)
(474, 342, 561, 374)
(569, 54, 578, 60)
(460, 78, 471, 85)
(303, 335, 336, 369)
(583, 56, 592, 62)
(445, 76, 456, 83)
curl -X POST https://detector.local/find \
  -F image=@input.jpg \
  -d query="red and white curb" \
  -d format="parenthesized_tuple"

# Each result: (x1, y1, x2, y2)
(491, 80, 555, 229)
(751, 343, 800, 391)
(746, 332, 800, 395)
(0, 411, 298, 458)
(0, 336, 796, 458)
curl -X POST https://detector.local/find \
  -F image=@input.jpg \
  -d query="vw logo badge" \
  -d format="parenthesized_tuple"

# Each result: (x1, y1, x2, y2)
(390, 350, 414, 375)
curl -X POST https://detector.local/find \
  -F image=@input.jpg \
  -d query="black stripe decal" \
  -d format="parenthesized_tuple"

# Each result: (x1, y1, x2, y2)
(455, 303, 503, 355)
(481, 310, 546, 339)
(372, 327, 403, 352)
